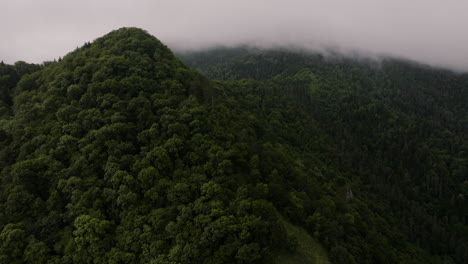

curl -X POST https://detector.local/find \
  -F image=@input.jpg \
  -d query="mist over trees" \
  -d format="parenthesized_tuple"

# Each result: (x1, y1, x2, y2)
(0, 28, 467, 264)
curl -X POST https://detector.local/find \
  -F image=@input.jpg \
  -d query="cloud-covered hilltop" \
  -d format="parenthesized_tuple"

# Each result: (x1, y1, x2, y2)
(2, 0, 468, 71)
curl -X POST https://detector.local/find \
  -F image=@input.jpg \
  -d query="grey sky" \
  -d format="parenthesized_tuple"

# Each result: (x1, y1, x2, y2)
(1, 0, 467, 71)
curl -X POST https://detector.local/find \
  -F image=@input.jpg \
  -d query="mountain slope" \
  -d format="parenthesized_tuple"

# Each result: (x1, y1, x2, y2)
(0, 28, 467, 264)
(180, 47, 468, 263)
(0, 28, 286, 263)
(273, 216, 330, 264)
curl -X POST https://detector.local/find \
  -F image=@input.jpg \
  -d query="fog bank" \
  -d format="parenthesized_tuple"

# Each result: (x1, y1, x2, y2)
(1, 0, 467, 71)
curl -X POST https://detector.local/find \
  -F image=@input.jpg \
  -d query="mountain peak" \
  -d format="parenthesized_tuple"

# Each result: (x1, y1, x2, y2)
(12, 28, 202, 101)
(48, 27, 191, 91)
(80, 27, 172, 59)
(96, 27, 155, 44)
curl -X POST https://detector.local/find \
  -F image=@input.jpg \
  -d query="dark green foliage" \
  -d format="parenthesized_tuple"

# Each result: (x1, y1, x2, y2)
(180, 47, 468, 263)
(0, 28, 467, 263)
(0, 28, 283, 264)
(0, 61, 40, 117)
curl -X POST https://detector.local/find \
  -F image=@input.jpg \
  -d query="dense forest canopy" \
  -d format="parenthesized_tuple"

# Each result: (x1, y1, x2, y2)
(0, 27, 467, 263)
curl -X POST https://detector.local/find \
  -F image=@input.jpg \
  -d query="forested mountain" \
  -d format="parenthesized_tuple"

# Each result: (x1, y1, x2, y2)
(0, 28, 466, 263)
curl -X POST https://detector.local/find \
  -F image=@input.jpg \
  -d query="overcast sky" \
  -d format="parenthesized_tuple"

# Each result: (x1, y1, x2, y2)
(1, 0, 467, 71)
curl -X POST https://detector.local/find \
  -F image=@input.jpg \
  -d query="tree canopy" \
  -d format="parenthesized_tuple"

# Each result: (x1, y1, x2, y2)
(0, 27, 466, 263)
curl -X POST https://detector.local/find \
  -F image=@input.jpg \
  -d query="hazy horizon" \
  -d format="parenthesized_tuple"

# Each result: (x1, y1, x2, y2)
(1, 0, 468, 71)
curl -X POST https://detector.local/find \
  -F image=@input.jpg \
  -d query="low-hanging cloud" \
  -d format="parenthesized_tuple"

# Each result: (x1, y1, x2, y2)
(1, 0, 468, 71)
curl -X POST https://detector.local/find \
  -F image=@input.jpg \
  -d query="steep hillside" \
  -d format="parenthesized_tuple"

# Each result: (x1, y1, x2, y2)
(0, 28, 287, 263)
(180, 47, 468, 263)
(0, 28, 467, 264)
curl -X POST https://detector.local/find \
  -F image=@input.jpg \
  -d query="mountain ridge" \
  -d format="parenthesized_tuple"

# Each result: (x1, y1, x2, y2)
(0, 27, 466, 264)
